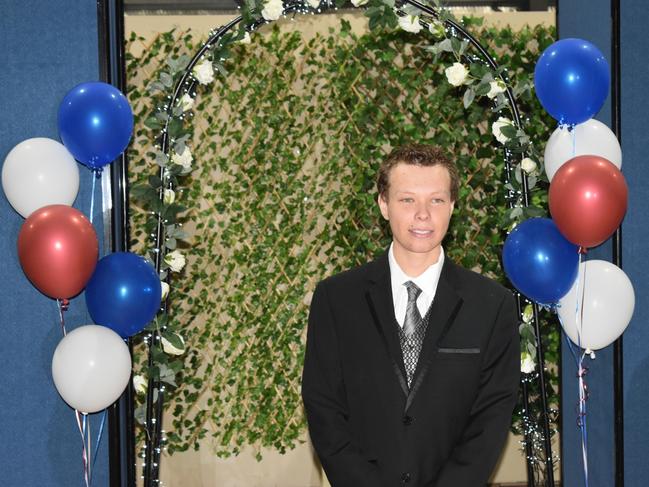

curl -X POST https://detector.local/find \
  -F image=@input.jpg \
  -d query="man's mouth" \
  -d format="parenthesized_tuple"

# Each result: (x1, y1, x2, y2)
(410, 229, 433, 237)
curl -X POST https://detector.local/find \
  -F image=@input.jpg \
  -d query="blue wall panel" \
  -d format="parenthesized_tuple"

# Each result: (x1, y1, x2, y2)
(619, 1, 649, 485)
(558, 1, 615, 486)
(0, 1, 108, 485)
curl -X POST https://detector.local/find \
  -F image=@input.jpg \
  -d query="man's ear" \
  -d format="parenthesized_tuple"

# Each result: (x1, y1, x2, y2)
(378, 194, 389, 220)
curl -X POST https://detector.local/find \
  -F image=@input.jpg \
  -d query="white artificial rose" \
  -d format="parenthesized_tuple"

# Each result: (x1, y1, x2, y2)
(163, 189, 176, 205)
(521, 157, 538, 174)
(133, 375, 147, 395)
(429, 21, 445, 38)
(521, 352, 536, 374)
(164, 250, 186, 273)
(160, 281, 170, 301)
(161, 335, 185, 356)
(179, 93, 194, 112)
(351, 0, 368, 5)
(398, 15, 423, 34)
(171, 146, 193, 171)
(492, 117, 514, 144)
(487, 80, 507, 99)
(192, 60, 214, 85)
(239, 32, 251, 44)
(306, 0, 320, 7)
(262, 0, 284, 21)
(445, 62, 469, 87)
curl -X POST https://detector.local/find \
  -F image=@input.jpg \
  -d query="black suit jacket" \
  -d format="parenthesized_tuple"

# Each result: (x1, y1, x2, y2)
(302, 252, 519, 487)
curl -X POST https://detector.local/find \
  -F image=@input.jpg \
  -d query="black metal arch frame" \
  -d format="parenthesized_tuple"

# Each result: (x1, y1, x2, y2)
(100, 1, 565, 485)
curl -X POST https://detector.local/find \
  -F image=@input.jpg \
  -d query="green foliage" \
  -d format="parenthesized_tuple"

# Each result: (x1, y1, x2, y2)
(126, 15, 558, 461)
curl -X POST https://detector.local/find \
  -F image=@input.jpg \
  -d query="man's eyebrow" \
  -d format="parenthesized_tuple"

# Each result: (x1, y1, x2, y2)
(394, 189, 450, 195)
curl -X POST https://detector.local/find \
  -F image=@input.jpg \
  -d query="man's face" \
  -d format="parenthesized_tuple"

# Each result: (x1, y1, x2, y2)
(378, 162, 454, 264)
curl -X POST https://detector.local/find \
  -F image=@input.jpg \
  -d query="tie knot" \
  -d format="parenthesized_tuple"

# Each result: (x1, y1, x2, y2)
(404, 281, 422, 303)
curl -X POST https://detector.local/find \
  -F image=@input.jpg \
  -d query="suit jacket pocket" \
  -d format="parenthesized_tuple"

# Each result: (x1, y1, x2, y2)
(437, 347, 480, 354)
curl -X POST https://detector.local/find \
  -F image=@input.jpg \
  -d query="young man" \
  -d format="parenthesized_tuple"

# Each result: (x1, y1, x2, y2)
(302, 145, 519, 487)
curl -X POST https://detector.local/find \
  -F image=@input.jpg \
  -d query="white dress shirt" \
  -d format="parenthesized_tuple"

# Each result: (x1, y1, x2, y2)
(388, 243, 445, 327)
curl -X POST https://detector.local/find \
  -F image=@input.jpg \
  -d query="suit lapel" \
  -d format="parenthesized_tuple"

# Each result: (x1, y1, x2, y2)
(364, 253, 409, 398)
(405, 260, 464, 412)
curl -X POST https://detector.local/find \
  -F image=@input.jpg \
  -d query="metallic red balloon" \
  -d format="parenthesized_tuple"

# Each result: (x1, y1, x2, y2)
(549, 155, 628, 248)
(18, 205, 98, 299)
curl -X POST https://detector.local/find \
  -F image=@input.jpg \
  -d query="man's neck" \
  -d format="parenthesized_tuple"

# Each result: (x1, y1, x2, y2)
(392, 245, 442, 277)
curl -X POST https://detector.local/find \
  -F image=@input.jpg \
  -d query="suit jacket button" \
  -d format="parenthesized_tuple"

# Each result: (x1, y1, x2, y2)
(401, 472, 411, 483)
(402, 415, 413, 426)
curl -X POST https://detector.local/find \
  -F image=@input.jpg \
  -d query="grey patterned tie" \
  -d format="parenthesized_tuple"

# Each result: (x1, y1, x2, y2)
(403, 281, 422, 337)
(401, 281, 423, 387)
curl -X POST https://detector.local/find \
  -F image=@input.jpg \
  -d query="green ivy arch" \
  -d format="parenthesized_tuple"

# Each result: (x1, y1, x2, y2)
(127, 4, 557, 485)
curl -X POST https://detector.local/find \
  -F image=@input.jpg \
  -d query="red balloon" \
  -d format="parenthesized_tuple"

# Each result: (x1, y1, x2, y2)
(18, 205, 98, 299)
(549, 155, 628, 248)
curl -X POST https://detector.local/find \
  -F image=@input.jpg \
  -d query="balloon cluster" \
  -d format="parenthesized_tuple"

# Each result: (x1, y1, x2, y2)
(503, 38, 634, 351)
(2, 82, 161, 413)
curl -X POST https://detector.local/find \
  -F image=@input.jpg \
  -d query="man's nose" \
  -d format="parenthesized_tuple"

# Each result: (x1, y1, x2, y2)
(415, 203, 430, 220)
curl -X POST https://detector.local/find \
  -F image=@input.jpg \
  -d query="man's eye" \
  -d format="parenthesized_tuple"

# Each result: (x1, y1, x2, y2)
(400, 198, 414, 203)
(432, 198, 445, 204)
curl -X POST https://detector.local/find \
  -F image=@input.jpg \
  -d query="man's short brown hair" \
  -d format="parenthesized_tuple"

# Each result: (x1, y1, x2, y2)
(377, 144, 460, 201)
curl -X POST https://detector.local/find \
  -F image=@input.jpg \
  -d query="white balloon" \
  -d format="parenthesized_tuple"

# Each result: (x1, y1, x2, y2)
(558, 260, 634, 351)
(1, 137, 79, 218)
(52, 325, 132, 413)
(544, 119, 622, 181)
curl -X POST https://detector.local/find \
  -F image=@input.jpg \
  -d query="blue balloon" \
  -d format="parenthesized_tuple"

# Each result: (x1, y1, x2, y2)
(502, 218, 579, 305)
(85, 252, 161, 338)
(58, 82, 134, 169)
(534, 38, 609, 125)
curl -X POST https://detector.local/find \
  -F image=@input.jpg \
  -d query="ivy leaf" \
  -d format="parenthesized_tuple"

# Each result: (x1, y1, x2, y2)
(463, 88, 475, 109)
(134, 404, 146, 425)
(154, 151, 169, 168)
(131, 184, 152, 198)
(475, 82, 490, 97)
(523, 205, 547, 218)
(159, 363, 178, 388)
(162, 331, 184, 351)
(500, 124, 518, 139)
(160, 72, 174, 88)
(162, 203, 187, 223)
(509, 206, 523, 220)
(168, 118, 184, 139)
(436, 38, 453, 53)
(148, 175, 163, 189)
(144, 117, 163, 130)
(214, 62, 228, 77)
(147, 81, 166, 93)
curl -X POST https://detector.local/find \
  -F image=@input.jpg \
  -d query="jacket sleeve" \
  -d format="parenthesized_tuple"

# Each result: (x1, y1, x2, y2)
(301, 281, 383, 487)
(433, 291, 520, 487)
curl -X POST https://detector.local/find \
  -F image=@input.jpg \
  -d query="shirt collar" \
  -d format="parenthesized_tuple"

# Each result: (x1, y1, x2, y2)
(387, 243, 444, 297)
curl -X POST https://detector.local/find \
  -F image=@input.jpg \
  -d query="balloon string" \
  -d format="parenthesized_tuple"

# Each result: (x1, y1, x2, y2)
(89, 169, 99, 225)
(560, 262, 590, 487)
(87, 414, 92, 483)
(76, 410, 90, 487)
(562, 332, 590, 487)
(57, 299, 70, 336)
(571, 125, 577, 158)
(59, 301, 91, 487)
(575, 253, 585, 348)
(90, 410, 107, 486)
(577, 352, 590, 487)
